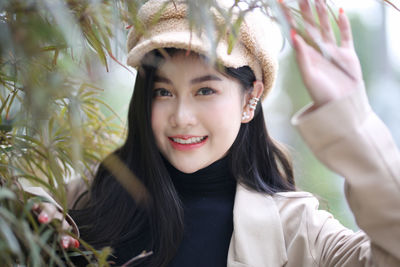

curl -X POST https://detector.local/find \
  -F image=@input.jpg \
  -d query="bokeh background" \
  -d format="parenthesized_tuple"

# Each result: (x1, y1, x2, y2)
(97, 0, 400, 230)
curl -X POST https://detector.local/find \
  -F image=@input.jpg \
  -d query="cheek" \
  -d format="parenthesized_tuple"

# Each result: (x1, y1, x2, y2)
(204, 92, 243, 144)
(210, 100, 241, 126)
(151, 102, 166, 143)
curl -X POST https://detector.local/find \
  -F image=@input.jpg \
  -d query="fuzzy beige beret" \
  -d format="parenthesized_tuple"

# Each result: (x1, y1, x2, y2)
(126, 0, 283, 101)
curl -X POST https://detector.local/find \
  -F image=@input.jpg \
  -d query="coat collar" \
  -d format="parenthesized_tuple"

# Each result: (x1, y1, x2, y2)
(227, 183, 288, 267)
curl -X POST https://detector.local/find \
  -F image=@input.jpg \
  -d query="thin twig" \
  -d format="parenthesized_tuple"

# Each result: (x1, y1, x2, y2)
(327, 5, 339, 25)
(106, 49, 135, 76)
(121, 250, 154, 267)
(382, 0, 400, 12)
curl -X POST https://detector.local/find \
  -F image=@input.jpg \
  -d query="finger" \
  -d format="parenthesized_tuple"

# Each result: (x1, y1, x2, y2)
(298, 0, 321, 43)
(338, 8, 353, 48)
(299, 0, 316, 28)
(279, 0, 297, 29)
(31, 203, 42, 218)
(291, 29, 325, 97)
(292, 30, 312, 69)
(61, 219, 73, 232)
(315, 0, 336, 43)
(38, 203, 63, 223)
(38, 211, 50, 224)
(61, 235, 80, 249)
(50, 210, 64, 222)
(32, 203, 40, 211)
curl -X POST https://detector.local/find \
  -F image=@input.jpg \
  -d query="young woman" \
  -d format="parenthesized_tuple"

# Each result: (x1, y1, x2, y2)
(30, 0, 400, 266)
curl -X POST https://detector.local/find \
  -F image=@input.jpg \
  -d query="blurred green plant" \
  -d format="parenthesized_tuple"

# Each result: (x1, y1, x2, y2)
(0, 0, 127, 265)
(0, 0, 398, 266)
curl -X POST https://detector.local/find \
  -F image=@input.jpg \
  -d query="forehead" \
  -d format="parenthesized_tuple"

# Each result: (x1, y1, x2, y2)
(155, 52, 223, 80)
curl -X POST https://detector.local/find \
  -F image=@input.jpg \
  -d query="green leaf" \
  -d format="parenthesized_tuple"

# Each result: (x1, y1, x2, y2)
(39, 228, 54, 246)
(0, 187, 16, 201)
(227, 16, 243, 54)
(0, 217, 22, 255)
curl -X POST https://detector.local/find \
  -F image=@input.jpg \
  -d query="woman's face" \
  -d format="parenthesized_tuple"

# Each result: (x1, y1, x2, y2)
(151, 52, 247, 173)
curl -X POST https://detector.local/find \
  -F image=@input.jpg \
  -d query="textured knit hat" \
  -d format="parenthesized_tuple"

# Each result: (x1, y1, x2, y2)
(126, 0, 283, 101)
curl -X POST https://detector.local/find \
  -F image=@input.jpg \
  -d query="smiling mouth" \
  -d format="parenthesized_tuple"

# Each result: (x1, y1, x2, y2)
(169, 136, 208, 145)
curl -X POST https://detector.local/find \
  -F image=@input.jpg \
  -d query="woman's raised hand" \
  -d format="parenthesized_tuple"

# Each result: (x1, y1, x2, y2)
(32, 202, 79, 249)
(282, 0, 365, 108)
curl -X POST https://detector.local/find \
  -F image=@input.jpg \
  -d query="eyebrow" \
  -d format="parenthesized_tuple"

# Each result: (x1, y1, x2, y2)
(154, 75, 172, 84)
(190, 75, 222, 84)
(154, 74, 222, 84)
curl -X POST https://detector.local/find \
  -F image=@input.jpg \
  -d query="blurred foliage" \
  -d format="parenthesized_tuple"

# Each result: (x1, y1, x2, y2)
(0, 0, 127, 265)
(0, 0, 398, 265)
(0, 185, 113, 266)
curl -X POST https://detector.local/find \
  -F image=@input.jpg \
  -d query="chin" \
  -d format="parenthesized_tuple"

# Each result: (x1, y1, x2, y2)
(168, 157, 210, 174)
(173, 163, 202, 174)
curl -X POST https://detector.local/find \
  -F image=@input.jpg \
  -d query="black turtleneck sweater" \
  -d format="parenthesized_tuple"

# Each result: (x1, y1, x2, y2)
(72, 157, 237, 266)
(165, 156, 237, 267)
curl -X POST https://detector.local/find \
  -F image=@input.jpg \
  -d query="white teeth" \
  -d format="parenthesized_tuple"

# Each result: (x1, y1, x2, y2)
(172, 136, 206, 144)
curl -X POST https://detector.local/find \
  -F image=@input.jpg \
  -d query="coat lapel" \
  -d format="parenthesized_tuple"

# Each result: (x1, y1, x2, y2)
(227, 183, 288, 267)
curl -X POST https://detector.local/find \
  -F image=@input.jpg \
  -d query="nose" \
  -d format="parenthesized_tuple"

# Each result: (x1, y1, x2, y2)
(170, 98, 197, 129)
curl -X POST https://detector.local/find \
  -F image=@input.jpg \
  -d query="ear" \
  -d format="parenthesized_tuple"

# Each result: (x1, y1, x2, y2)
(241, 80, 264, 123)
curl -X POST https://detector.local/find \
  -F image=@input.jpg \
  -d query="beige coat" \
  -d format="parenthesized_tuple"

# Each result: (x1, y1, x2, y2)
(24, 89, 400, 266)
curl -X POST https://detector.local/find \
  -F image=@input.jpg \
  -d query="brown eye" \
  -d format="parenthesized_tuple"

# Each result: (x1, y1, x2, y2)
(153, 88, 172, 97)
(196, 87, 216, 96)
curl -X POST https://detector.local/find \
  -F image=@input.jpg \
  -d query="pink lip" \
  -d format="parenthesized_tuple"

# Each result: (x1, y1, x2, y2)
(168, 135, 208, 151)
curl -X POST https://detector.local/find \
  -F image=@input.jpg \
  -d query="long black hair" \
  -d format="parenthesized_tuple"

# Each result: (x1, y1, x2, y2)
(70, 48, 295, 267)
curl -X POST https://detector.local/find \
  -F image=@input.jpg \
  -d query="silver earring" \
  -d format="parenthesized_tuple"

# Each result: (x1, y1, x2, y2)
(249, 97, 259, 110)
(242, 111, 250, 120)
